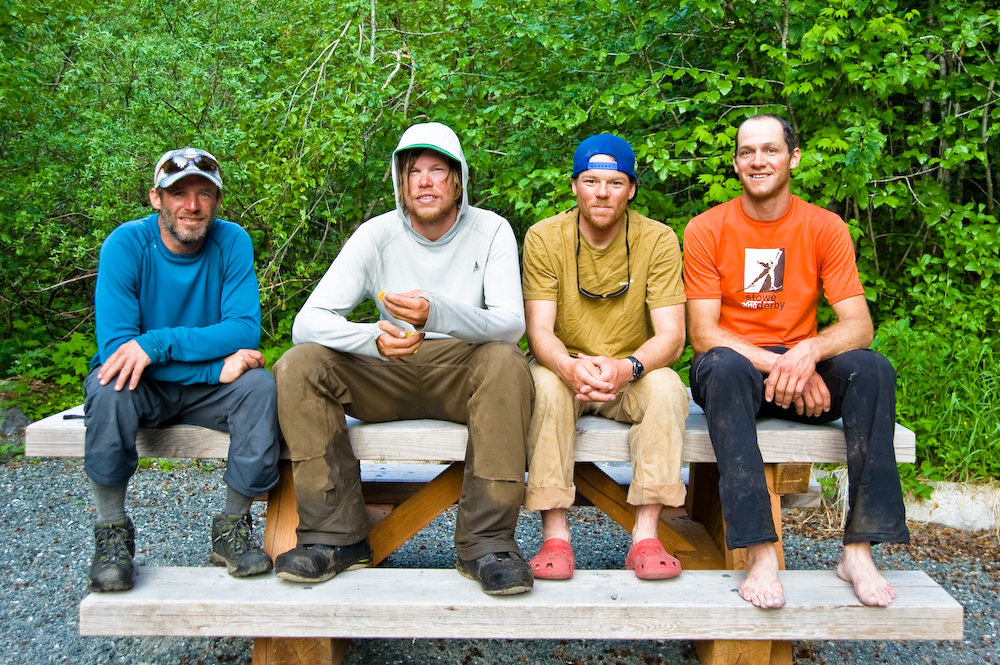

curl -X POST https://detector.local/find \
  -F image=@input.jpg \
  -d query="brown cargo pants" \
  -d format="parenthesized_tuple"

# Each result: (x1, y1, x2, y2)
(273, 339, 533, 561)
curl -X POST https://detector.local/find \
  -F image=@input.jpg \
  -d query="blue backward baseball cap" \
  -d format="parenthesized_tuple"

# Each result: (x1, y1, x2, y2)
(572, 134, 636, 180)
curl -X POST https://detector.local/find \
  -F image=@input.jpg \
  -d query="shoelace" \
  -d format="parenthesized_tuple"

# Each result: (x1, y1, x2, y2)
(216, 517, 253, 554)
(97, 525, 130, 563)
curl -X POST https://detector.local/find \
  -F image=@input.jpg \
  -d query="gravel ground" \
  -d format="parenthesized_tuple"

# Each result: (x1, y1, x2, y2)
(1, 457, 997, 665)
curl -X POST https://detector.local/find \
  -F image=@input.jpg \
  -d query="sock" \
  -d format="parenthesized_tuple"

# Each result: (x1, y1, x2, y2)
(90, 480, 128, 524)
(224, 486, 254, 516)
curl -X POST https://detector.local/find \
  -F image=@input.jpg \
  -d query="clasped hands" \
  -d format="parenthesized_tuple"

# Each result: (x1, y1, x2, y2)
(763, 340, 831, 417)
(559, 353, 632, 402)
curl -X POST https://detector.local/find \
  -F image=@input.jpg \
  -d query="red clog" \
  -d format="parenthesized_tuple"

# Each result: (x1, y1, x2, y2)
(625, 538, 682, 580)
(529, 538, 575, 580)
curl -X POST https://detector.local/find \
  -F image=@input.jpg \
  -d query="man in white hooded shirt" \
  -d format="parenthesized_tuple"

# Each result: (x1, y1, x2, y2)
(272, 122, 534, 595)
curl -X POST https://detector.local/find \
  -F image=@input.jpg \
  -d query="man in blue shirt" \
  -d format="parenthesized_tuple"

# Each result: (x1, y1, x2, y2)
(84, 147, 280, 591)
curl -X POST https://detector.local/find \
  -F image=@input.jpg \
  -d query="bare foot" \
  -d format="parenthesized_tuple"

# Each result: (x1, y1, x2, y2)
(837, 542, 896, 606)
(738, 543, 785, 609)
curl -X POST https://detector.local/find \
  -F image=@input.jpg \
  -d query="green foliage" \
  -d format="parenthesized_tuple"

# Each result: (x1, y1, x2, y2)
(898, 462, 937, 501)
(0, 440, 25, 462)
(816, 473, 840, 505)
(2, 331, 92, 419)
(1, 0, 998, 478)
(875, 319, 1000, 479)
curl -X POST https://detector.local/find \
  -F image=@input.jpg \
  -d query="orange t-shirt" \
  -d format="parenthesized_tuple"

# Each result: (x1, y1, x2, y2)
(683, 196, 864, 347)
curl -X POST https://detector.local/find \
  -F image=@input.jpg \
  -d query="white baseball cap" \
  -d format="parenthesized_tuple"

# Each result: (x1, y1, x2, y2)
(153, 147, 223, 190)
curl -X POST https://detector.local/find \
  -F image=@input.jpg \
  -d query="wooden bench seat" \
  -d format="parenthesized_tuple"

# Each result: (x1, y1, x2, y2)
(23, 401, 917, 464)
(80, 567, 962, 641)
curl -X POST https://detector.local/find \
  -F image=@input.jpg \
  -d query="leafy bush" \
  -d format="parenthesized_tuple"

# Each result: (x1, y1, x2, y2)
(875, 319, 1000, 479)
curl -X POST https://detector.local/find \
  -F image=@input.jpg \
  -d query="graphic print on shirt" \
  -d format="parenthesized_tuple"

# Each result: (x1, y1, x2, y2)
(742, 248, 786, 310)
(744, 248, 785, 292)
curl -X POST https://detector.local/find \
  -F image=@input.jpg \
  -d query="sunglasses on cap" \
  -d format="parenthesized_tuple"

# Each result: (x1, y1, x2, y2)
(161, 152, 221, 177)
(154, 147, 224, 190)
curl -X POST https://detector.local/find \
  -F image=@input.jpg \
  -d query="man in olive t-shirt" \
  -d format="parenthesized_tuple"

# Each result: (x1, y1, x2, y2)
(521, 134, 688, 581)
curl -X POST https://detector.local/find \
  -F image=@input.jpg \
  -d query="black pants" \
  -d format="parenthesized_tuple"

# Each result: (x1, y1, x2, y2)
(689, 346, 910, 549)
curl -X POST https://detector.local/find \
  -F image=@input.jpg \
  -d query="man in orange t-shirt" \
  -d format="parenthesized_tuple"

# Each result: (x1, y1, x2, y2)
(684, 114, 909, 610)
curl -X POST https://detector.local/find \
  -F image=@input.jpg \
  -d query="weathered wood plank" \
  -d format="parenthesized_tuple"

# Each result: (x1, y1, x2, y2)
(24, 404, 917, 464)
(694, 639, 772, 665)
(79, 568, 962, 641)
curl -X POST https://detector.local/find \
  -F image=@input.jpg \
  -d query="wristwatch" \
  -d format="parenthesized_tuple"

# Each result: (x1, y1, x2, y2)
(626, 355, 644, 382)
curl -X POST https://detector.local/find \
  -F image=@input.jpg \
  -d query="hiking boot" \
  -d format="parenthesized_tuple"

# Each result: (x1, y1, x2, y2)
(89, 516, 136, 592)
(275, 539, 373, 583)
(456, 551, 533, 596)
(210, 513, 273, 577)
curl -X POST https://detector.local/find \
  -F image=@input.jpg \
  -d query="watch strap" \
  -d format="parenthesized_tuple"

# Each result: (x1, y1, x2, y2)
(626, 355, 644, 382)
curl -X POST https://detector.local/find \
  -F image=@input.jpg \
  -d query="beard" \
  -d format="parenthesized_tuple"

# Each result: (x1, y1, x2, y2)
(579, 200, 627, 232)
(159, 206, 216, 246)
(404, 188, 461, 227)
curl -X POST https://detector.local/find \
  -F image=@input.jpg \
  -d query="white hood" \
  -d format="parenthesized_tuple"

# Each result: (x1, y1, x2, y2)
(390, 122, 470, 239)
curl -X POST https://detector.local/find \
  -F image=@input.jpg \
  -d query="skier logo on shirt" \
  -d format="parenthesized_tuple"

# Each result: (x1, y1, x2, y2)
(744, 248, 784, 293)
(740, 248, 786, 311)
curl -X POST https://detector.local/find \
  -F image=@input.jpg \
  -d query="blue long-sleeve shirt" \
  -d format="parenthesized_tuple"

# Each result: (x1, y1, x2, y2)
(91, 213, 261, 385)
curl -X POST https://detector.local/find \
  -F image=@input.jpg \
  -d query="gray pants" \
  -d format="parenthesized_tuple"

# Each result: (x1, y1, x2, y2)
(272, 339, 533, 561)
(83, 366, 281, 497)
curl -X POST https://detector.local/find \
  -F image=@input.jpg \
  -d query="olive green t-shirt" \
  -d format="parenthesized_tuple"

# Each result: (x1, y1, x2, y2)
(522, 207, 686, 358)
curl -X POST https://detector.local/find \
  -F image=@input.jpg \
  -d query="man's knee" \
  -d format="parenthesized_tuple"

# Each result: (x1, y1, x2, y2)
(628, 367, 689, 419)
(690, 346, 759, 397)
(227, 368, 277, 407)
(845, 349, 896, 381)
(824, 349, 896, 401)
(273, 342, 335, 387)
(641, 367, 688, 400)
(474, 342, 533, 396)
(696, 346, 756, 377)
(85, 369, 139, 414)
(530, 362, 574, 411)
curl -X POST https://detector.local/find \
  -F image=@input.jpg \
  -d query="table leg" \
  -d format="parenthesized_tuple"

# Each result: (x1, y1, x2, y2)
(367, 462, 464, 565)
(252, 461, 349, 665)
(688, 463, 789, 665)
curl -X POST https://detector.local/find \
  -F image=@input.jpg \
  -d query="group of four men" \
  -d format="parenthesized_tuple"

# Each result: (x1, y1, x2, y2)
(83, 115, 908, 610)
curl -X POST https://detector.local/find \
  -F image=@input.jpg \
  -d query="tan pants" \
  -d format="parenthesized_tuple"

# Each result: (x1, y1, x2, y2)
(273, 339, 533, 561)
(525, 360, 688, 510)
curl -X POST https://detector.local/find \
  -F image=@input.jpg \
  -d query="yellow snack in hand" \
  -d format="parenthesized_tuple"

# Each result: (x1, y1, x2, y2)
(377, 290, 386, 302)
